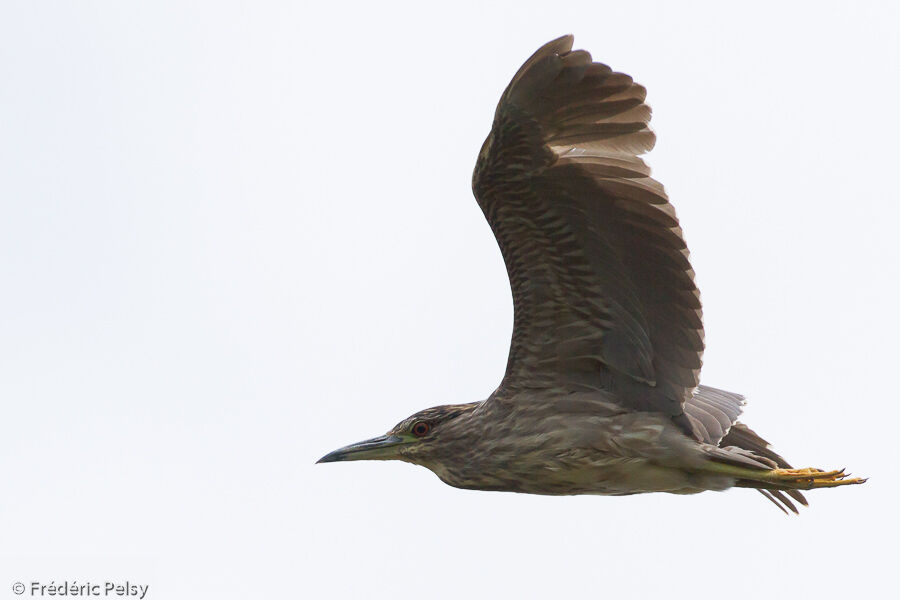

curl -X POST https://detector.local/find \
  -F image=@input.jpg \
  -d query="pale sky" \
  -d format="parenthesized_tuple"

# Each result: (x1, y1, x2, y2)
(1, 2, 898, 599)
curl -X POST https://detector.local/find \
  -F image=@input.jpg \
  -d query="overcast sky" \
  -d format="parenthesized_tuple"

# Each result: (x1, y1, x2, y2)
(1, 2, 898, 599)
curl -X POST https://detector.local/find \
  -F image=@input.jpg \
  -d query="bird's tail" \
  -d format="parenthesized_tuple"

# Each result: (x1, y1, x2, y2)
(702, 447, 866, 514)
(687, 389, 867, 514)
(731, 464, 864, 514)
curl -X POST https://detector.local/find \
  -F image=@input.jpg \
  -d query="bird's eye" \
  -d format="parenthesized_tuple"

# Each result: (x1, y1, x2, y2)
(411, 421, 431, 437)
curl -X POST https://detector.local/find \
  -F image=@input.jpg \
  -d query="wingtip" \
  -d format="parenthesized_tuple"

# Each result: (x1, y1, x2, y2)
(536, 34, 575, 58)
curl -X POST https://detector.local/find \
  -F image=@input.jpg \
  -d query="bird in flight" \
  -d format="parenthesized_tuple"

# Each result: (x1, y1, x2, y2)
(318, 35, 865, 513)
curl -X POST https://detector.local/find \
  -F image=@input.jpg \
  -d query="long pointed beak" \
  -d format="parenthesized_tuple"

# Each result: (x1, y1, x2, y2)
(316, 434, 406, 463)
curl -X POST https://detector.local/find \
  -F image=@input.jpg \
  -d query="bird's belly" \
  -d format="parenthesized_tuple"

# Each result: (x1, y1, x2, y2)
(567, 458, 719, 495)
(517, 456, 705, 496)
(435, 454, 725, 496)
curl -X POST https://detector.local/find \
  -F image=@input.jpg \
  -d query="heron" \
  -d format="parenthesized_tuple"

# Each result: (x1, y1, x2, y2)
(317, 35, 865, 513)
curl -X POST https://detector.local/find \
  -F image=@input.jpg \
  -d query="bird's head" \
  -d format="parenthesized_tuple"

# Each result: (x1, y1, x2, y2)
(316, 402, 478, 465)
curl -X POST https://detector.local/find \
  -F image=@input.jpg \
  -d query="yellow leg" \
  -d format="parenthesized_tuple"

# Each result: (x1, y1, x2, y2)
(763, 468, 867, 489)
(702, 463, 867, 490)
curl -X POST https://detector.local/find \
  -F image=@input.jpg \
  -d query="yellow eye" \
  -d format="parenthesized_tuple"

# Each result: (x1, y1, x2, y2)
(412, 421, 431, 437)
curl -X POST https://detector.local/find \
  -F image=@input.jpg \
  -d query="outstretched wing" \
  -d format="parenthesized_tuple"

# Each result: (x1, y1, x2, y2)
(473, 36, 703, 417)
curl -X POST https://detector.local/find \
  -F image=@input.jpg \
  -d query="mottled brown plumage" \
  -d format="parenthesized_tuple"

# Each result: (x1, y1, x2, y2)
(318, 36, 865, 513)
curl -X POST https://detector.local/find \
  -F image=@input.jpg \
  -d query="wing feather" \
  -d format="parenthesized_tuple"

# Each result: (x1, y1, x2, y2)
(473, 36, 704, 418)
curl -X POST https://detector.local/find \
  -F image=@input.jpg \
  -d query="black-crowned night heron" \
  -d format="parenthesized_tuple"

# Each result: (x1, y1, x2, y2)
(317, 35, 865, 513)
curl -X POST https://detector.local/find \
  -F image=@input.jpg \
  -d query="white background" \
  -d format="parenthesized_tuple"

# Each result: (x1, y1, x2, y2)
(2, 1, 897, 598)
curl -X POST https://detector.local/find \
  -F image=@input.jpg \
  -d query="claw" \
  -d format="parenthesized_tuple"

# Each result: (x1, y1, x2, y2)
(765, 467, 866, 490)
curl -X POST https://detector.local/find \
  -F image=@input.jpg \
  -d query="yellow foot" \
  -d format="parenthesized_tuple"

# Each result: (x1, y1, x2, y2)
(765, 467, 867, 489)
